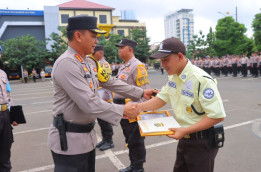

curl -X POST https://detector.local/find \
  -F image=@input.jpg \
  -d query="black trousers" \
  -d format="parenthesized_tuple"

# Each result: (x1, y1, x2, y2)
(33, 76, 36, 83)
(253, 63, 258, 77)
(174, 138, 218, 172)
(259, 63, 261, 75)
(223, 66, 228, 76)
(97, 118, 113, 141)
(120, 119, 146, 165)
(232, 64, 237, 76)
(0, 111, 13, 172)
(24, 77, 28, 83)
(52, 149, 96, 172)
(242, 64, 247, 77)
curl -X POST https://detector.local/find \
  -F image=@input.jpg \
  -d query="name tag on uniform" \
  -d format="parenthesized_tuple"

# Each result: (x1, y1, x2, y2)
(168, 81, 176, 88)
(181, 90, 194, 98)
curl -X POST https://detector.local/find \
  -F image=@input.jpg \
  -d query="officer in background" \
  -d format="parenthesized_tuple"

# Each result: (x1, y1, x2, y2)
(251, 52, 259, 78)
(47, 15, 156, 172)
(91, 45, 115, 151)
(241, 53, 248, 77)
(232, 55, 238, 77)
(137, 37, 226, 172)
(114, 39, 150, 172)
(0, 67, 18, 172)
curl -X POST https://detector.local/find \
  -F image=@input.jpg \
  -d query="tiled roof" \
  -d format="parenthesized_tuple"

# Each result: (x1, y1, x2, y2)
(58, 0, 115, 10)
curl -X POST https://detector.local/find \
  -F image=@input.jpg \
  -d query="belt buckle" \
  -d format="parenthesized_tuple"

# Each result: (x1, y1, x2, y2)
(1, 104, 7, 111)
(184, 134, 190, 139)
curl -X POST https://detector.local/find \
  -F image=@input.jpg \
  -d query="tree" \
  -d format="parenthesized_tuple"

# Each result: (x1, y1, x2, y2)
(0, 34, 48, 70)
(252, 13, 261, 51)
(130, 29, 151, 63)
(214, 16, 253, 56)
(99, 34, 124, 63)
(46, 26, 67, 63)
(187, 29, 216, 59)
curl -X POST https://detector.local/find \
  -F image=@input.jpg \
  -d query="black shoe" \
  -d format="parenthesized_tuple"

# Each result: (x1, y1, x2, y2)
(99, 141, 114, 151)
(119, 165, 134, 172)
(96, 140, 106, 148)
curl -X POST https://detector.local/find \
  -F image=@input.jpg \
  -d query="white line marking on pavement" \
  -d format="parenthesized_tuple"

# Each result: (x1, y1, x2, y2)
(12, 91, 53, 96)
(20, 101, 53, 106)
(13, 96, 52, 101)
(26, 110, 52, 115)
(14, 127, 50, 135)
(16, 119, 259, 172)
(18, 165, 54, 172)
(12, 87, 53, 94)
(224, 120, 254, 130)
(96, 134, 126, 170)
(251, 118, 261, 138)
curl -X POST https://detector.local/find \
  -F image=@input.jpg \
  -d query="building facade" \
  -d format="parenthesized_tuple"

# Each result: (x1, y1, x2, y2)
(164, 9, 194, 46)
(0, 0, 146, 49)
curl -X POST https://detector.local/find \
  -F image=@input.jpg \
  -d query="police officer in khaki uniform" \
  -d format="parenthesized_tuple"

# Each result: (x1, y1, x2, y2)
(137, 37, 226, 172)
(91, 45, 115, 151)
(47, 15, 156, 172)
(114, 39, 150, 172)
(0, 68, 18, 172)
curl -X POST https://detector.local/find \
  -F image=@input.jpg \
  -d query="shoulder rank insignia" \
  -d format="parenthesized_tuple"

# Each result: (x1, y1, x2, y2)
(75, 54, 83, 63)
(136, 64, 149, 86)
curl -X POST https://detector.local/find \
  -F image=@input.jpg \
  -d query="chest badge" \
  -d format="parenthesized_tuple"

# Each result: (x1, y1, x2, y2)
(185, 81, 192, 90)
(83, 66, 88, 72)
(186, 106, 192, 114)
(121, 74, 126, 79)
(89, 81, 93, 89)
(93, 67, 97, 72)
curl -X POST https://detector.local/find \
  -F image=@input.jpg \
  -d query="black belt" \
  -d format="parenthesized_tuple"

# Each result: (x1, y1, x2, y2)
(53, 117, 95, 133)
(113, 99, 126, 105)
(183, 128, 212, 140)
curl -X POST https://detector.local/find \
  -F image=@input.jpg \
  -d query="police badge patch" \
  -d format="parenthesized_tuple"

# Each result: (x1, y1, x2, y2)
(203, 88, 214, 99)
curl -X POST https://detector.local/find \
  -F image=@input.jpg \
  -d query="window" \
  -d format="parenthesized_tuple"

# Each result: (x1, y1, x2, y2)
(61, 14, 69, 24)
(118, 30, 124, 36)
(99, 15, 107, 24)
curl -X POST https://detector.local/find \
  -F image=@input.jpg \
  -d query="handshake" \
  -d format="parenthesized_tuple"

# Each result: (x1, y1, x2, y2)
(123, 102, 141, 119)
(123, 88, 158, 119)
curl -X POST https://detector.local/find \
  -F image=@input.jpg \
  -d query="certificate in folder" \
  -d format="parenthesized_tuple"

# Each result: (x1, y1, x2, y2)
(137, 111, 180, 137)
(9, 105, 26, 124)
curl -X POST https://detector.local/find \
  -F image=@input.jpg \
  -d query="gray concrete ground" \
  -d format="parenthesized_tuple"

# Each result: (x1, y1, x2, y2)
(9, 70, 261, 172)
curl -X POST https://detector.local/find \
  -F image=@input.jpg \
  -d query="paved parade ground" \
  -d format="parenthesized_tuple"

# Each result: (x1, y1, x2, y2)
(9, 69, 261, 172)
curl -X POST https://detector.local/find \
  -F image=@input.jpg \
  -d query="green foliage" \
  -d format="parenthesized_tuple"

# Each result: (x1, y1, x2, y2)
(99, 28, 151, 63)
(46, 26, 67, 62)
(0, 34, 48, 70)
(252, 13, 261, 51)
(187, 28, 216, 59)
(214, 16, 253, 56)
(98, 34, 124, 63)
(130, 29, 151, 63)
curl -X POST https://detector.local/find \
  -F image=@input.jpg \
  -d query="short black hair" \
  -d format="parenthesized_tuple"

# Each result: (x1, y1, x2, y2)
(67, 30, 86, 41)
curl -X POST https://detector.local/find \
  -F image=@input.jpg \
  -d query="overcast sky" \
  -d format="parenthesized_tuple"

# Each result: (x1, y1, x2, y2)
(1, 0, 261, 44)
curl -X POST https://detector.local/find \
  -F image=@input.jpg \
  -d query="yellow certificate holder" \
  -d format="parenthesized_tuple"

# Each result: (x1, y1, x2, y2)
(137, 111, 175, 137)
